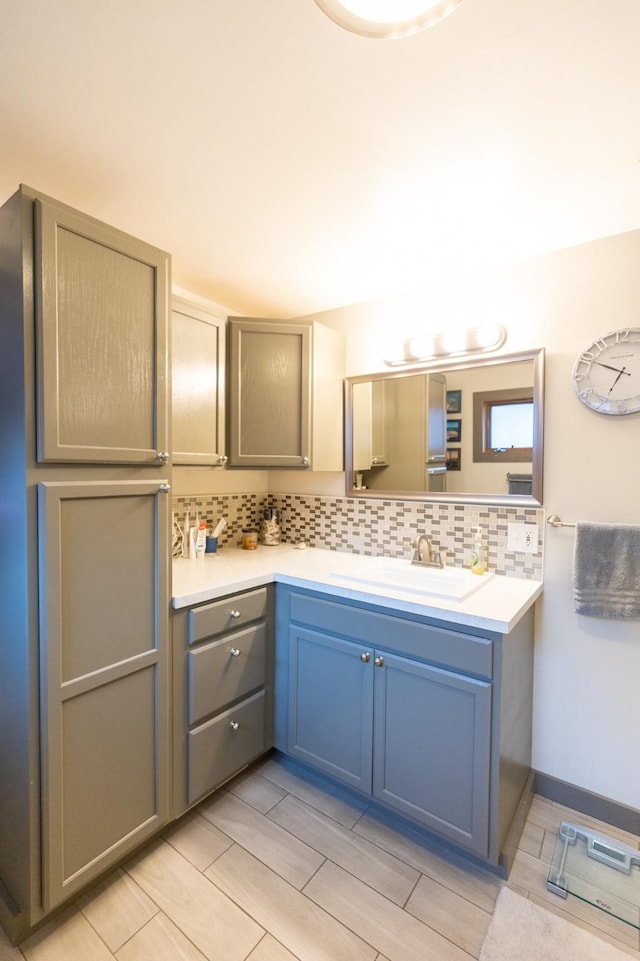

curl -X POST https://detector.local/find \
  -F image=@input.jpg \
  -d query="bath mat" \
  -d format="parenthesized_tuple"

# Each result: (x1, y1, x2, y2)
(479, 886, 631, 961)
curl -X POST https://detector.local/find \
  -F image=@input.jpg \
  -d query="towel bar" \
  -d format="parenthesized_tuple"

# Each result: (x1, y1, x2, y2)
(547, 514, 576, 528)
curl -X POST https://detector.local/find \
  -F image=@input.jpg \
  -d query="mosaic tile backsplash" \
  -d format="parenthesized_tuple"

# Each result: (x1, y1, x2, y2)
(172, 492, 544, 579)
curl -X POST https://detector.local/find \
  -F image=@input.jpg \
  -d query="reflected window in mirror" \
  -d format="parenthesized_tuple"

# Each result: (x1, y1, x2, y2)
(473, 387, 534, 463)
(345, 349, 544, 507)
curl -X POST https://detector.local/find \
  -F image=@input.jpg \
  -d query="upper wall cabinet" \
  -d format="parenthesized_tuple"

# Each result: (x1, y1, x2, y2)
(172, 297, 226, 466)
(35, 195, 170, 465)
(227, 317, 344, 470)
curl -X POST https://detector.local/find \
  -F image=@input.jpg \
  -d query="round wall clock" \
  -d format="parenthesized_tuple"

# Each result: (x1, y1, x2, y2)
(572, 328, 640, 415)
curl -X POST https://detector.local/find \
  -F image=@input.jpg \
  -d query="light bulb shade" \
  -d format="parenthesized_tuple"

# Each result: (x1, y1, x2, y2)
(384, 323, 506, 366)
(313, 0, 464, 38)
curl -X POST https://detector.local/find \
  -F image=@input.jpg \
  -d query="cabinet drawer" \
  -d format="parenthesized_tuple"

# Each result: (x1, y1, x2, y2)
(288, 591, 493, 679)
(188, 623, 266, 725)
(187, 691, 266, 805)
(188, 588, 267, 645)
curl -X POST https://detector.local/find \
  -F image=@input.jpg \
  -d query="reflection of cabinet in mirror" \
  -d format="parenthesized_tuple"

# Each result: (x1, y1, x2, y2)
(360, 373, 447, 492)
(352, 380, 388, 471)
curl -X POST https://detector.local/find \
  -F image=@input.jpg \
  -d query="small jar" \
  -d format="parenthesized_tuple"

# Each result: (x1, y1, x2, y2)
(260, 508, 281, 546)
(241, 527, 258, 550)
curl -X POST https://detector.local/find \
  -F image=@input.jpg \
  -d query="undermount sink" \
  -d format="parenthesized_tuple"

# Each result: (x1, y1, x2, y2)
(330, 560, 494, 600)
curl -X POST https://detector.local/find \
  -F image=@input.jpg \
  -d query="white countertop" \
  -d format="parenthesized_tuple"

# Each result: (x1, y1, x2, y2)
(172, 545, 542, 634)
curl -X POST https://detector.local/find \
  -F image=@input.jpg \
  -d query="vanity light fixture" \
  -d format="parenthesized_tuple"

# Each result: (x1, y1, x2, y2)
(383, 322, 507, 367)
(313, 0, 464, 39)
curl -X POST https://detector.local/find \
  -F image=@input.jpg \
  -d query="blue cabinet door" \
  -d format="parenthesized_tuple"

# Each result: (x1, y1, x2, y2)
(288, 626, 373, 792)
(372, 652, 491, 856)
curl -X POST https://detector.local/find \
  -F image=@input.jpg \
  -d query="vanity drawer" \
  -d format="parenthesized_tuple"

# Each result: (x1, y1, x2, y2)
(188, 623, 266, 725)
(288, 591, 493, 679)
(187, 690, 266, 804)
(188, 588, 267, 645)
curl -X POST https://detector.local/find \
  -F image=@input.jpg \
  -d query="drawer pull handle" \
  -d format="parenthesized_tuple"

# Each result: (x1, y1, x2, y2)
(374, 656, 384, 667)
(229, 610, 241, 619)
(229, 648, 241, 657)
(229, 721, 240, 731)
(360, 652, 371, 663)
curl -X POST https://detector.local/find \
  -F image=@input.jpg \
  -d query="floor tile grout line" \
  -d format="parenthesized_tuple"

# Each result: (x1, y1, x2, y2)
(349, 818, 502, 916)
(263, 791, 421, 904)
(300, 851, 480, 961)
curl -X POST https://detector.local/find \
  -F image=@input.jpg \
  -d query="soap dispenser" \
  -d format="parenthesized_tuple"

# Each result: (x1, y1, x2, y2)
(470, 529, 485, 575)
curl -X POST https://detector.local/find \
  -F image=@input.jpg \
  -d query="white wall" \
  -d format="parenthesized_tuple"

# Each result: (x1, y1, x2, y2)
(304, 229, 640, 811)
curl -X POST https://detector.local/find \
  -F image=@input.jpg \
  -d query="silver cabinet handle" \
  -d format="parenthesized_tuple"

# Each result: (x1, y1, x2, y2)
(229, 721, 239, 731)
(229, 610, 241, 619)
(374, 656, 384, 667)
(218, 454, 228, 465)
(229, 648, 241, 657)
(301, 456, 310, 466)
(360, 652, 371, 663)
(157, 451, 169, 462)
(158, 484, 171, 494)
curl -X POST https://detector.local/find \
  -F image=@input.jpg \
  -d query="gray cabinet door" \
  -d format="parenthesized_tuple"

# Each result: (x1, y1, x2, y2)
(172, 297, 226, 465)
(35, 196, 170, 464)
(228, 318, 311, 467)
(37, 480, 171, 910)
(288, 626, 373, 791)
(373, 652, 491, 856)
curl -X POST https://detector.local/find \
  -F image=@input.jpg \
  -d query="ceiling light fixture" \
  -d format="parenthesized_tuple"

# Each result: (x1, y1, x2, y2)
(313, 0, 464, 39)
(384, 323, 507, 366)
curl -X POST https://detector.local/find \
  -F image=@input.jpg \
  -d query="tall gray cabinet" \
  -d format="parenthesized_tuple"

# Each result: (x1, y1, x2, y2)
(0, 185, 171, 941)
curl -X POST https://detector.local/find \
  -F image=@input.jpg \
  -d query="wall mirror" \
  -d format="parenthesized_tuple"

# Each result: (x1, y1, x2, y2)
(345, 348, 544, 506)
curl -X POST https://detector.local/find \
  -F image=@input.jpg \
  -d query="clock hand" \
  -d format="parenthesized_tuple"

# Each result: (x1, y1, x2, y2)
(593, 360, 632, 376)
(608, 367, 627, 394)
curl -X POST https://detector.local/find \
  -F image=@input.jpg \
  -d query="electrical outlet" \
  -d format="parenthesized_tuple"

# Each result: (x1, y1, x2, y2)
(507, 523, 539, 554)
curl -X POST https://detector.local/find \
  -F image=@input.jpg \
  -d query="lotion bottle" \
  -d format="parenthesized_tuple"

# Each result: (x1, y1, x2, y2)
(195, 519, 207, 558)
(470, 528, 485, 575)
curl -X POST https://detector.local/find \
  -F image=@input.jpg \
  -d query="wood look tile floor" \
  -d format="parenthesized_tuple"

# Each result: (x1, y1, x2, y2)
(9, 754, 640, 961)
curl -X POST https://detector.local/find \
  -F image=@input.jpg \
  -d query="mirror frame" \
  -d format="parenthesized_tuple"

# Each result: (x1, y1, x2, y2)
(344, 348, 545, 507)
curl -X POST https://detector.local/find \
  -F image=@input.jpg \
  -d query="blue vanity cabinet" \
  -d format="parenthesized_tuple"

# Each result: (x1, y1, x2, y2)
(276, 585, 534, 869)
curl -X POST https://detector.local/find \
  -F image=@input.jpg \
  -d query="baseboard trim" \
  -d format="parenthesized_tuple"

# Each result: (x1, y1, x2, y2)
(534, 772, 640, 836)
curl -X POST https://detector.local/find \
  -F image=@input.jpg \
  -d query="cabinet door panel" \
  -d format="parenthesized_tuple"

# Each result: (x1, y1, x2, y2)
(38, 480, 170, 909)
(57, 491, 157, 680)
(172, 299, 225, 465)
(60, 667, 158, 880)
(373, 653, 491, 856)
(35, 197, 169, 464)
(228, 320, 311, 467)
(288, 627, 373, 792)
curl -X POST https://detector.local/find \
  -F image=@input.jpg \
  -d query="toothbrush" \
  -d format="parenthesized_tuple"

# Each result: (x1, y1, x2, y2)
(211, 518, 227, 538)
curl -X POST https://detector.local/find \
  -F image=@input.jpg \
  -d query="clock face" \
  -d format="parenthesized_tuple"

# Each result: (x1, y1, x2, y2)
(572, 328, 640, 415)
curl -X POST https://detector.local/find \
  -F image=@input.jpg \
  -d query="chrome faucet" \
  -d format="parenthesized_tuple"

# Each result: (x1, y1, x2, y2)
(411, 533, 445, 569)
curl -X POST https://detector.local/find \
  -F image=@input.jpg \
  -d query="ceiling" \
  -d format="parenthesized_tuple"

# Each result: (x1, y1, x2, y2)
(2, 0, 639, 317)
